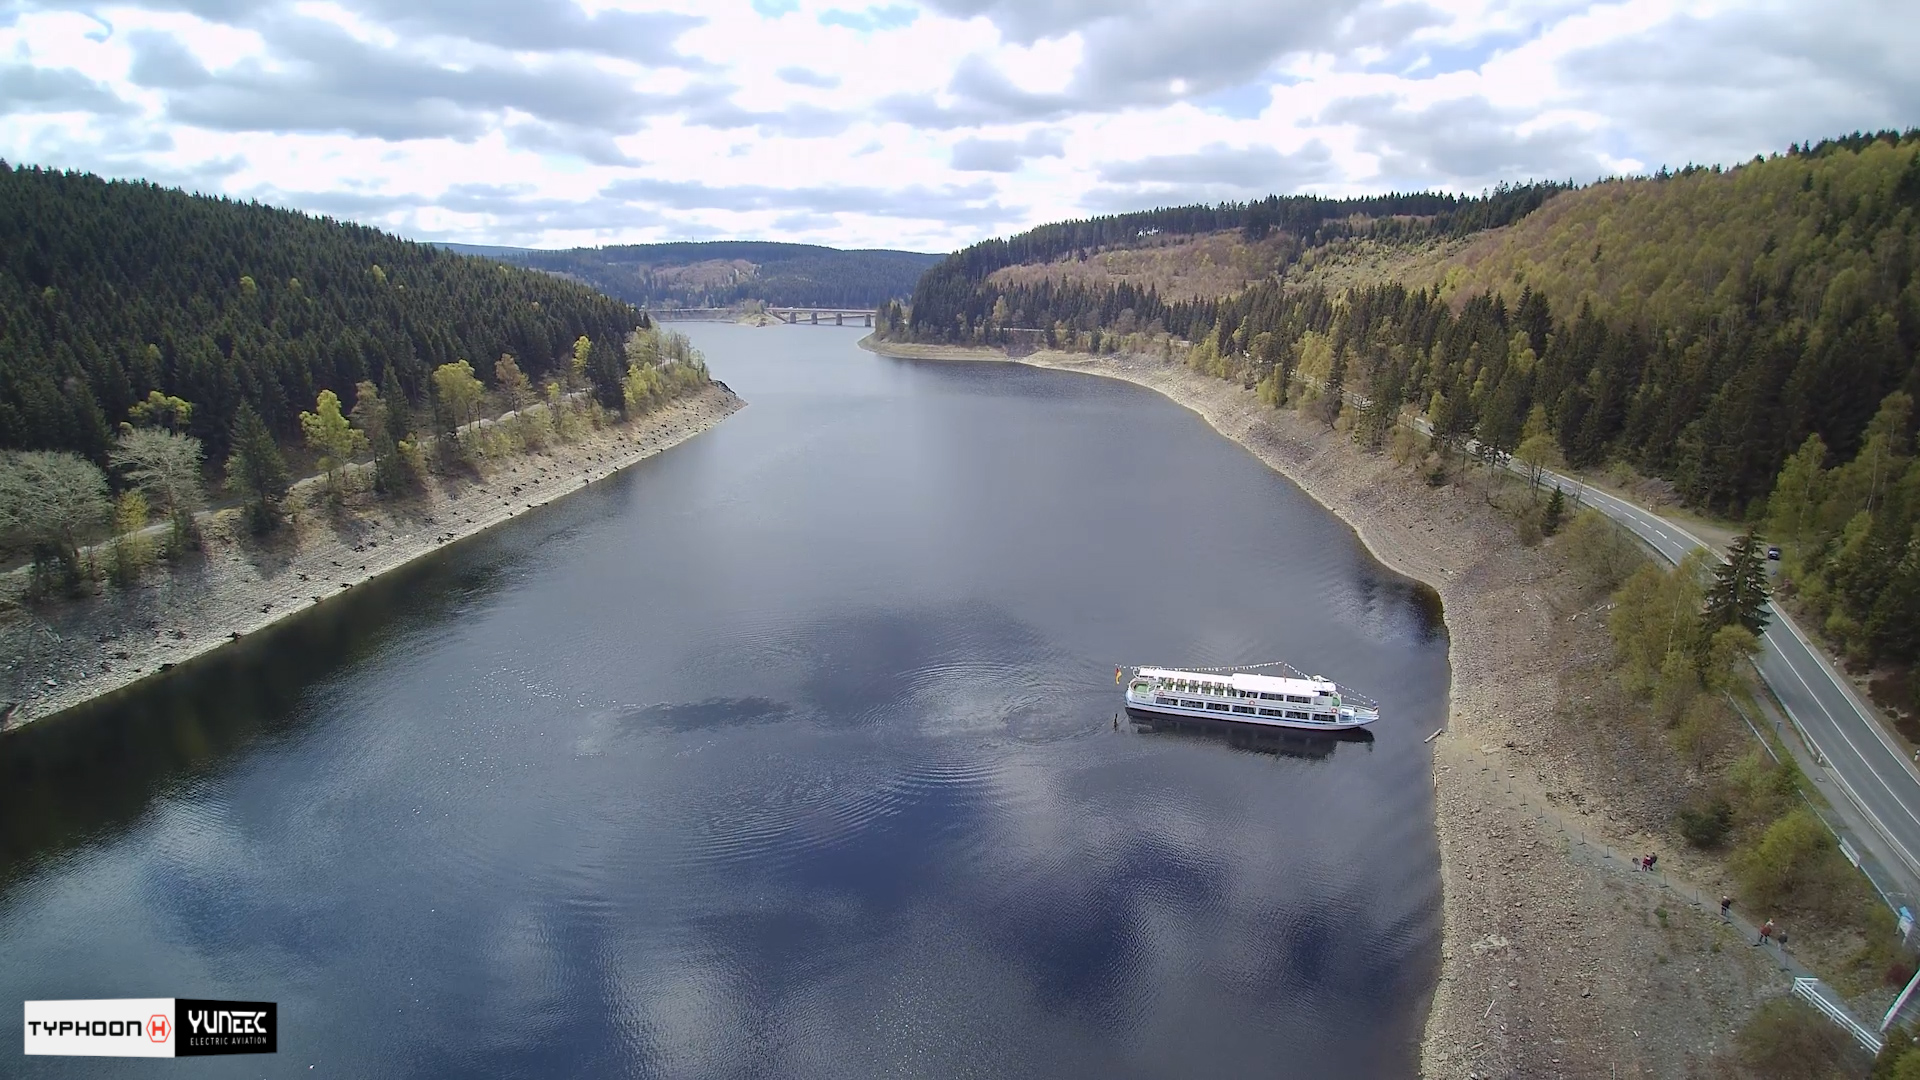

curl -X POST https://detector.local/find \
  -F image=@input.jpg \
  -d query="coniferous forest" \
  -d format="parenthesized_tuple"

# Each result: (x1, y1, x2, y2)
(459, 241, 943, 310)
(884, 130, 1920, 681)
(0, 163, 651, 464)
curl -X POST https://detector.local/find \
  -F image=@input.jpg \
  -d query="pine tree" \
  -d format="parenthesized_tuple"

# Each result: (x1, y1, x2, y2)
(1542, 484, 1567, 535)
(1705, 529, 1772, 636)
(228, 402, 289, 534)
(586, 337, 625, 412)
(1318, 349, 1346, 428)
(381, 365, 413, 444)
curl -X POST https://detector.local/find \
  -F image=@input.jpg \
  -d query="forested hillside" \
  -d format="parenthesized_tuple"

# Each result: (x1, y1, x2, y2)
(0, 164, 649, 462)
(884, 129, 1920, 687)
(890, 131, 1918, 512)
(900, 183, 1566, 342)
(471, 241, 942, 310)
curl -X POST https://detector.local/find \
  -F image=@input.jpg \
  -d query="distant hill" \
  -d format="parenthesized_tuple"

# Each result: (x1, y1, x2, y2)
(465, 241, 943, 310)
(888, 131, 1920, 510)
(0, 164, 649, 461)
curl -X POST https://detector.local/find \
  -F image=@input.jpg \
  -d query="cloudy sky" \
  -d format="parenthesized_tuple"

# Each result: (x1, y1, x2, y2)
(1, 0, 1914, 252)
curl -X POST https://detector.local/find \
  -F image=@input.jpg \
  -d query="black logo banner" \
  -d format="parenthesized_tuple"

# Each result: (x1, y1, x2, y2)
(173, 999, 276, 1056)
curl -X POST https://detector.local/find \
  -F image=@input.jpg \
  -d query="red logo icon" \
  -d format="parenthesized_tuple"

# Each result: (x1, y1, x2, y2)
(149, 1014, 171, 1043)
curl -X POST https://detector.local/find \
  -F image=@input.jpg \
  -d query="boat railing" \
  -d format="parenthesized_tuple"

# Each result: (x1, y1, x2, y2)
(1131, 660, 1379, 710)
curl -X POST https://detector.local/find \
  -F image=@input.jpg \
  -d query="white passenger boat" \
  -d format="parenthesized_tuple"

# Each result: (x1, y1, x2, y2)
(1122, 664, 1379, 732)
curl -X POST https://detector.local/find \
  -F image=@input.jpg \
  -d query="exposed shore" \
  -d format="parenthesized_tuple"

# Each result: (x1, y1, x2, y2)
(0, 384, 743, 733)
(861, 337, 1778, 1078)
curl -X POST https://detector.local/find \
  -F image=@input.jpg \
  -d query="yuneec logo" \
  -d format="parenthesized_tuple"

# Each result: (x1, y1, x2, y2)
(177, 998, 275, 1054)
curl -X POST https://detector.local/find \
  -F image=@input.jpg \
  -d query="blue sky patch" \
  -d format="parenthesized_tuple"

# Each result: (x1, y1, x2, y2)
(1194, 82, 1274, 120)
(819, 5, 920, 33)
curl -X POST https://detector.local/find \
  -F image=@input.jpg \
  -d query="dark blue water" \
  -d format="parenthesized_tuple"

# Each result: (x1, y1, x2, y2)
(0, 325, 1446, 1077)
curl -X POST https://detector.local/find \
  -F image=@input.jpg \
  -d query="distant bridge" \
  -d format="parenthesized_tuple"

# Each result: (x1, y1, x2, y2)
(767, 308, 875, 327)
(645, 307, 877, 327)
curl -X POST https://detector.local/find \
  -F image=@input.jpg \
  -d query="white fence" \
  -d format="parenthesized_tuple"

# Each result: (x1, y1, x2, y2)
(1794, 978, 1883, 1053)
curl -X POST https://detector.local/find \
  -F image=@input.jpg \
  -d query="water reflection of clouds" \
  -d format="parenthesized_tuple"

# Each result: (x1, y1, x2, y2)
(559, 594, 1432, 1073)
(1, 329, 1443, 1076)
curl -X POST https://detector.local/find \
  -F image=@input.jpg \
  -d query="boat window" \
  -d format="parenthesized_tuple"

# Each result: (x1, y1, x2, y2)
(1286, 695, 1310, 704)
(1206, 702, 1230, 712)
(1286, 710, 1310, 720)
(1181, 700, 1204, 709)
(1232, 705, 1254, 714)
(1258, 708, 1282, 717)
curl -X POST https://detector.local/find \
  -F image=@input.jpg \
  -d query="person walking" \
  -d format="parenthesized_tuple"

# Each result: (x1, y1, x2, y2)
(1755, 919, 1774, 946)
(1720, 896, 1733, 919)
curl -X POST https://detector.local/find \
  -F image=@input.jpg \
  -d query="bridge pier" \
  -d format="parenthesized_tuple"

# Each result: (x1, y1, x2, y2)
(765, 308, 880, 326)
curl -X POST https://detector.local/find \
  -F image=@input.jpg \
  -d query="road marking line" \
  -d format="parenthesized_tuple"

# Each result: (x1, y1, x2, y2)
(1769, 601, 1920, 782)
(1766, 641, 1920, 866)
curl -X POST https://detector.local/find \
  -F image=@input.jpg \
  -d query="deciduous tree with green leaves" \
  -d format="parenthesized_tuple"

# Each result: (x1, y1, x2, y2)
(1765, 435, 1829, 546)
(432, 360, 486, 431)
(127, 390, 194, 433)
(351, 380, 409, 495)
(109, 490, 151, 586)
(300, 389, 367, 497)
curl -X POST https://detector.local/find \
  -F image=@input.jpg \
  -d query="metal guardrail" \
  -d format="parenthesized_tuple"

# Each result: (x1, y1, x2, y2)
(1794, 977, 1884, 1053)
(1723, 694, 1915, 922)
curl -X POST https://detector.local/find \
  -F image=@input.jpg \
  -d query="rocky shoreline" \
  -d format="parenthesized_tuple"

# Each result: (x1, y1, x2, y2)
(0, 384, 743, 733)
(862, 337, 1778, 1078)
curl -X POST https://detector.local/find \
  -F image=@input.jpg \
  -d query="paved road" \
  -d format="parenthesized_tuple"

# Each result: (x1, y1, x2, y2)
(1330, 389, 1920, 888)
(1535, 467, 1920, 882)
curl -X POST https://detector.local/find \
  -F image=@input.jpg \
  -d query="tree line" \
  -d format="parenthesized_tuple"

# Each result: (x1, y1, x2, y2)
(478, 241, 943, 310)
(0, 323, 710, 594)
(0, 162, 652, 465)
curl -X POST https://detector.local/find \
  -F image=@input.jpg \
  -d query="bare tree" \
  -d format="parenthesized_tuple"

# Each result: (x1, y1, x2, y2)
(113, 427, 206, 550)
(0, 450, 111, 590)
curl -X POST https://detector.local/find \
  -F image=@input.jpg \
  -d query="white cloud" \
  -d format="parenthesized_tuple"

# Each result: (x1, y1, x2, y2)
(0, 0, 1908, 251)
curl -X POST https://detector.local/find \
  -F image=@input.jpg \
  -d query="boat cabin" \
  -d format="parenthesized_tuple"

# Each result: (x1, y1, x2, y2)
(1130, 666, 1347, 723)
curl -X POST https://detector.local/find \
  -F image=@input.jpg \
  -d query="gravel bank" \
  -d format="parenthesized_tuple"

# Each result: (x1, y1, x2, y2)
(863, 338, 1780, 1078)
(1, 385, 743, 732)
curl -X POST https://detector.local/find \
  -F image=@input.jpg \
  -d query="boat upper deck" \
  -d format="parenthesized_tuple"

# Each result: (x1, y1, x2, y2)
(1135, 667, 1340, 699)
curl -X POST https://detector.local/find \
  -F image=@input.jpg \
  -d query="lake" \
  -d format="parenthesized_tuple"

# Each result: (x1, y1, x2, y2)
(0, 324, 1447, 1077)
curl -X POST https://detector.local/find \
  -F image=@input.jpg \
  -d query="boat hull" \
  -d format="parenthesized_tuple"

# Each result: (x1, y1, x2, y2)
(1123, 697, 1375, 733)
